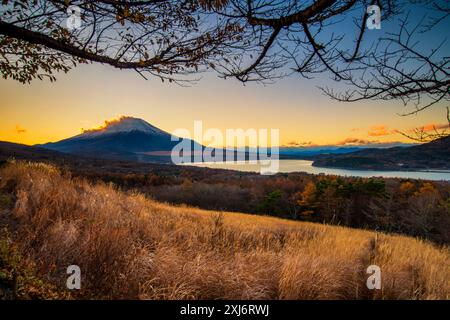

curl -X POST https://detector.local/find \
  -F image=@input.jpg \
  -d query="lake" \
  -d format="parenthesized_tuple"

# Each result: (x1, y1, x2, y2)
(183, 160, 450, 181)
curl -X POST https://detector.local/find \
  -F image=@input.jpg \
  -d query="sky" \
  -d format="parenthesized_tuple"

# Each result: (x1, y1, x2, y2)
(1, 64, 445, 147)
(0, 2, 448, 147)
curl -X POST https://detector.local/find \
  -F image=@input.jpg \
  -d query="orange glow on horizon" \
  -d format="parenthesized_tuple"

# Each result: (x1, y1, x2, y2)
(0, 64, 445, 148)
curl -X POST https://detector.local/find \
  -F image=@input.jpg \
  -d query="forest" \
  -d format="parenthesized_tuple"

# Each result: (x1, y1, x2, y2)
(51, 159, 450, 245)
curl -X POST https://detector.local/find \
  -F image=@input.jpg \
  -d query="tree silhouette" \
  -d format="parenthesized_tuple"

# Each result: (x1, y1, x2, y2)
(0, 0, 239, 83)
(1, 0, 449, 139)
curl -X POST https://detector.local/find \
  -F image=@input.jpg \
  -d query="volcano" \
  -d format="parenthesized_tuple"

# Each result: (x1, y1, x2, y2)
(38, 116, 200, 163)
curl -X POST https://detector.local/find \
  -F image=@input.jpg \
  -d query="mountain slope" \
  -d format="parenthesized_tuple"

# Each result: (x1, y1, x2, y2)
(1, 161, 449, 299)
(0, 140, 77, 162)
(37, 116, 200, 163)
(313, 135, 450, 170)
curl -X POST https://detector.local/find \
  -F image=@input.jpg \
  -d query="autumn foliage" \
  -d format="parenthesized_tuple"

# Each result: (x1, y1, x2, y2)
(0, 161, 449, 299)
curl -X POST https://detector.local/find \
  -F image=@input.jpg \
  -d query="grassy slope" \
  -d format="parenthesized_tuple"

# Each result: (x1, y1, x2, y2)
(0, 161, 449, 299)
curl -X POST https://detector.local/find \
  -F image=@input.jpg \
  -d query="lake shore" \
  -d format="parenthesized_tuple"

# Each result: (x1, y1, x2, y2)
(182, 160, 450, 181)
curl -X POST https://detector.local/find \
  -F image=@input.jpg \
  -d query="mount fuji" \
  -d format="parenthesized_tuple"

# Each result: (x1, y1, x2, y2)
(38, 116, 200, 163)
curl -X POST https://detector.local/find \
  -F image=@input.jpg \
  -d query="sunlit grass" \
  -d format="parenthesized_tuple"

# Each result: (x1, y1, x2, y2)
(0, 160, 449, 299)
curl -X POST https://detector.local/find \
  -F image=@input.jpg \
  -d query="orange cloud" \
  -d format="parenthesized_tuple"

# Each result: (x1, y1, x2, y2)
(336, 138, 379, 146)
(420, 123, 449, 132)
(368, 125, 392, 137)
(284, 140, 314, 147)
(14, 125, 27, 134)
(336, 138, 410, 146)
(81, 115, 127, 133)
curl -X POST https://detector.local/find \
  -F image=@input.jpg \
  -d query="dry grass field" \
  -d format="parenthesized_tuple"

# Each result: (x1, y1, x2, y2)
(0, 161, 449, 299)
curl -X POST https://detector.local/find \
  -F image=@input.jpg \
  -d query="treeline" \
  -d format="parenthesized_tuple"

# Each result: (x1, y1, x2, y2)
(71, 166, 450, 245)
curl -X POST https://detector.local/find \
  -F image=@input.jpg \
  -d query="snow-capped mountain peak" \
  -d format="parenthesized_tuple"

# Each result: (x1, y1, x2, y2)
(80, 116, 167, 137)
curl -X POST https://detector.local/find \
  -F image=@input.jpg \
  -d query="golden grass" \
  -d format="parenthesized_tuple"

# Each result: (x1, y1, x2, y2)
(0, 160, 449, 299)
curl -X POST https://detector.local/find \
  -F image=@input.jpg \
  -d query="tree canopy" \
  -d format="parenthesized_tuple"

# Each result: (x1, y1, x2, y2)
(1, 0, 449, 136)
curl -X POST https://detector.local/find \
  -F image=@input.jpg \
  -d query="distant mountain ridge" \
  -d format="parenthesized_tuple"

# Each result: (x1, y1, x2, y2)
(40, 116, 373, 163)
(278, 142, 415, 158)
(37, 116, 200, 163)
(34, 116, 449, 170)
(313, 135, 450, 171)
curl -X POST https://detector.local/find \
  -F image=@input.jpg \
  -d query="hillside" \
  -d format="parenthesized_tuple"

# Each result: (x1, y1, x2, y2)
(0, 140, 232, 176)
(313, 135, 450, 170)
(1, 140, 450, 245)
(0, 161, 449, 299)
(0, 140, 78, 162)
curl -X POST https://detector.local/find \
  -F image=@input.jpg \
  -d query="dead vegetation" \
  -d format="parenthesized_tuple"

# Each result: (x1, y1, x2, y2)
(0, 161, 449, 299)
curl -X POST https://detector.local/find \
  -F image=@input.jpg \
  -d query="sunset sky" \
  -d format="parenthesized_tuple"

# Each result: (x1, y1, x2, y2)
(1, 3, 448, 148)
(0, 61, 447, 147)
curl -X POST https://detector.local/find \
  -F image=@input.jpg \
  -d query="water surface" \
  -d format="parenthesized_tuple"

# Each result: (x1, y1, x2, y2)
(184, 160, 450, 181)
